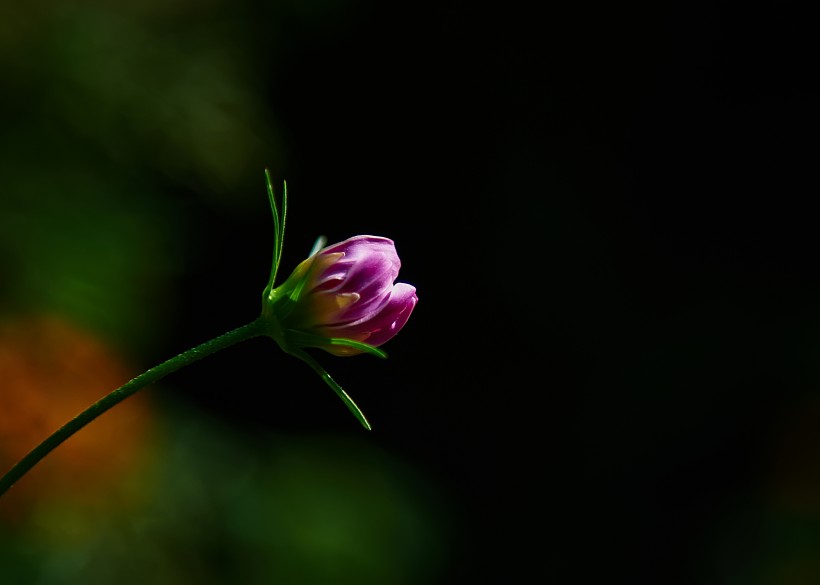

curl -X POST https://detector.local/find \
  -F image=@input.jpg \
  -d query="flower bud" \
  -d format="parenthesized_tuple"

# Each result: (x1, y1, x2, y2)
(263, 236, 417, 356)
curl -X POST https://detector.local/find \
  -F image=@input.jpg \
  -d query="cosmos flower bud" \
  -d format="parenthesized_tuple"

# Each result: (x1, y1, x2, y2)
(263, 235, 418, 356)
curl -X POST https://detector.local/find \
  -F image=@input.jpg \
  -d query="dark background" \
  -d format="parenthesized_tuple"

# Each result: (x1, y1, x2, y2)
(2, 0, 819, 583)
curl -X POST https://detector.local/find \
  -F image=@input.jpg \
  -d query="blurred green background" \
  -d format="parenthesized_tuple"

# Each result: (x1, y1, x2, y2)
(1, 1, 453, 583)
(2, 0, 820, 583)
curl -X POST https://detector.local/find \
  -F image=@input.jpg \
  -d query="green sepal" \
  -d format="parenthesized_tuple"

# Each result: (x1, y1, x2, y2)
(284, 330, 388, 358)
(326, 337, 388, 358)
(289, 348, 372, 431)
(309, 235, 327, 257)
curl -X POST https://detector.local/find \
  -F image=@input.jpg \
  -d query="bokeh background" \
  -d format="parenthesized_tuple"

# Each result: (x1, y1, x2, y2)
(1, 0, 818, 583)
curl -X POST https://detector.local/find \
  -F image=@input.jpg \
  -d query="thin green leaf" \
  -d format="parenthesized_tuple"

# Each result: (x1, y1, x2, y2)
(278, 180, 288, 278)
(292, 349, 372, 430)
(264, 169, 281, 292)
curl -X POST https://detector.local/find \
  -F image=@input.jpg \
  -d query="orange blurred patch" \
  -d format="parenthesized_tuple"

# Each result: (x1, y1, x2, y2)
(0, 315, 153, 521)
(768, 396, 820, 516)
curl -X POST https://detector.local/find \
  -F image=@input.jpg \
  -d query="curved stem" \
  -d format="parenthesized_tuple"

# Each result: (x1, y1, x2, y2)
(0, 318, 266, 498)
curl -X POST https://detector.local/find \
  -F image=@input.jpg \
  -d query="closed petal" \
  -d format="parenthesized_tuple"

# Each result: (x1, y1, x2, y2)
(307, 236, 401, 324)
(322, 283, 417, 347)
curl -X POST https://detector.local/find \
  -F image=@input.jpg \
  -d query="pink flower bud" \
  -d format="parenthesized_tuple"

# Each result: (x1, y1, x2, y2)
(266, 236, 417, 356)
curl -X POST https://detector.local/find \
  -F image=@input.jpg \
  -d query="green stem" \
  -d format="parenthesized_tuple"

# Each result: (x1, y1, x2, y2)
(0, 319, 266, 498)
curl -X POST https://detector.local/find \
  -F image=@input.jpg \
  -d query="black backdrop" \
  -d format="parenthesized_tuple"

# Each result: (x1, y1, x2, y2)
(244, 3, 817, 582)
(166, 1, 819, 582)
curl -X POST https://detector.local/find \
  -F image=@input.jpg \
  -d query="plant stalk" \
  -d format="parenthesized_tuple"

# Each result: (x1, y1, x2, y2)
(0, 319, 266, 498)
